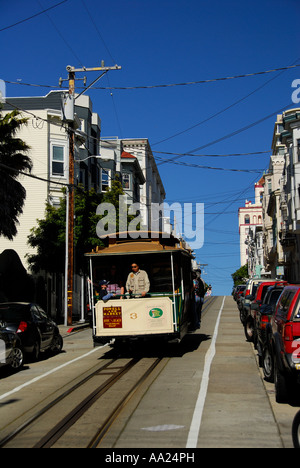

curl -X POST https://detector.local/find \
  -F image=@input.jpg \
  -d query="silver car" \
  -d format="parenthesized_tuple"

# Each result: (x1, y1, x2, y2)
(0, 329, 24, 371)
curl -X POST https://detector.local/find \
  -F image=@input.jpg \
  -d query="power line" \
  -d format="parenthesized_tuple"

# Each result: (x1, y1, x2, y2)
(153, 150, 271, 158)
(88, 64, 300, 90)
(80, 0, 116, 64)
(0, 0, 69, 33)
(154, 156, 263, 173)
(152, 56, 300, 146)
(37, 0, 83, 67)
(156, 102, 294, 167)
(3, 63, 300, 91)
(0, 162, 71, 187)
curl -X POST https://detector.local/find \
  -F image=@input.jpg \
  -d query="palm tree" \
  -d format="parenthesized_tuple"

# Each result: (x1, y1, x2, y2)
(0, 109, 32, 240)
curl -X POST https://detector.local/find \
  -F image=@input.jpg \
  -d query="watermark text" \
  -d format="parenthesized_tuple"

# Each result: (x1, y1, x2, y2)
(96, 196, 204, 250)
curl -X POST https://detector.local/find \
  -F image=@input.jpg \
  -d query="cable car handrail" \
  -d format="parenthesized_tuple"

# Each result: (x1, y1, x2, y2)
(95, 291, 181, 301)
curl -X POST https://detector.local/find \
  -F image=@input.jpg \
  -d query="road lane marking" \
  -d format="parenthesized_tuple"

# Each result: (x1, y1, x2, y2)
(186, 296, 225, 448)
(0, 345, 107, 402)
(141, 425, 185, 432)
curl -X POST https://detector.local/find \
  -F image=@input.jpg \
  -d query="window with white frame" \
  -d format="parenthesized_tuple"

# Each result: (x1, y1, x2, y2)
(51, 142, 66, 177)
(122, 173, 131, 190)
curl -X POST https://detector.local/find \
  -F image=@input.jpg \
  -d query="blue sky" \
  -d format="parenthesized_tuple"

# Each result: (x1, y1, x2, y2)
(1, 0, 300, 295)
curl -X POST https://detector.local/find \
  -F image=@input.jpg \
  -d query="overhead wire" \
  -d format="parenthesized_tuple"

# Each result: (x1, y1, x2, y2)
(0, 0, 69, 33)
(36, 0, 83, 67)
(3, 63, 300, 91)
(152, 56, 300, 146)
(153, 150, 271, 158)
(3, 98, 293, 190)
(83, 63, 300, 90)
(156, 102, 294, 167)
(80, 0, 117, 64)
(79, 0, 124, 139)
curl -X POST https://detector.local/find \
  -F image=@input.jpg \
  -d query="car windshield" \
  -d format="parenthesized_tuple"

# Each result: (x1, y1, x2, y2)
(0, 304, 30, 322)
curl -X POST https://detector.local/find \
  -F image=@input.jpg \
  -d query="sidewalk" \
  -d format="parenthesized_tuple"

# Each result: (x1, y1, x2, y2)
(197, 296, 284, 448)
(58, 321, 90, 337)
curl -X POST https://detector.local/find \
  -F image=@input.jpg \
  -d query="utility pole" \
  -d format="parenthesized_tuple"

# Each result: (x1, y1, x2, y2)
(61, 62, 121, 326)
(67, 68, 75, 326)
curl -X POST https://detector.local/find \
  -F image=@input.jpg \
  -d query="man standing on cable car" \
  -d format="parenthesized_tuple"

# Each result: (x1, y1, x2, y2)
(126, 262, 150, 297)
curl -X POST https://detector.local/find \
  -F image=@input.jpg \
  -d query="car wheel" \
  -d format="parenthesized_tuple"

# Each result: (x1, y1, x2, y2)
(262, 343, 274, 383)
(240, 309, 246, 324)
(239, 308, 244, 323)
(274, 358, 291, 404)
(244, 317, 254, 342)
(9, 347, 24, 370)
(292, 410, 300, 448)
(50, 334, 63, 354)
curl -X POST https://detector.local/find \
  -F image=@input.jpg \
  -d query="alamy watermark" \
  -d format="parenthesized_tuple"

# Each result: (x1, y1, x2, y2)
(0, 79, 6, 104)
(292, 79, 300, 104)
(96, 196, 204, 250)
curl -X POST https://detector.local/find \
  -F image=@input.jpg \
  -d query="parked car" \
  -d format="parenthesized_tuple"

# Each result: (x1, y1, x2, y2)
(233, 285, 246, 302)
(254, 284, 286, 365)
(0, 303, 63, 360)
(0, 329, 24, 370)
(263, 285, 300, 403)
(239, 278, 271, 325)
(244, 280, 287, 343)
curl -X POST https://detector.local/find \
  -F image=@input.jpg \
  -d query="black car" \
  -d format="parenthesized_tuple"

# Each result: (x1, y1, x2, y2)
(0, 303, 63, 360)
(0, 329, 24, 370)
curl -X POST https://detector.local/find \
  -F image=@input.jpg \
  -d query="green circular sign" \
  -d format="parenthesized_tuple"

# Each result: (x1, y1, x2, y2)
(149, 308, 163, 318)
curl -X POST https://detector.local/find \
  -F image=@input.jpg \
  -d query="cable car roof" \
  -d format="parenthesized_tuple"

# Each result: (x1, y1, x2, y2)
(85, 231, 194, 257)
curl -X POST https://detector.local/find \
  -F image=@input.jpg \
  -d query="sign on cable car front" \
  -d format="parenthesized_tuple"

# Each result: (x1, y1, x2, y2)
(96, 297, 174, 337)
(103, 306, 123, 329)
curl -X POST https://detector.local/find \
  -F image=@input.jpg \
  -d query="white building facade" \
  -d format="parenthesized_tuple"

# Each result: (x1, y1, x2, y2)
(238, 181, 264, 269)
(279, 108, 300, 282)
(101, 138, 166, 232)
(1, 91, 102, 318)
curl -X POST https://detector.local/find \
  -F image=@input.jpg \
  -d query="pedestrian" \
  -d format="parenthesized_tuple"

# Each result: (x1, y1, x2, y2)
(193, 269, 207, 328)
(98, 280, 115, 302)
(126, 262, 150, 297)
(106, 265, 125, 297)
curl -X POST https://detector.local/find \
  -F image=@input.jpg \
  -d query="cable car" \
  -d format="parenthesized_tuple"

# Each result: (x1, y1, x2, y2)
(85, 231, 195, 347)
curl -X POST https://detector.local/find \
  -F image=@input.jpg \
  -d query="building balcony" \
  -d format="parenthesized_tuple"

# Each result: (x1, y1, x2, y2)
(280, 230, 297, 249)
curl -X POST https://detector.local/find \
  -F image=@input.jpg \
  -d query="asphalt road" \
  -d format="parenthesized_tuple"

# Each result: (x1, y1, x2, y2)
(0, 295, 299, 448)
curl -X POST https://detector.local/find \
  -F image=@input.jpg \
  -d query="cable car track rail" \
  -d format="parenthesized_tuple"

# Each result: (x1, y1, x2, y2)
(0, 356, 164, 449)
(0, 297, 216, 448)
(0, 357, 117, 448)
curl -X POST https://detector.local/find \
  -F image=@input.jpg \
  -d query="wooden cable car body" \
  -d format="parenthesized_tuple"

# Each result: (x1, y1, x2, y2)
(85, 232, 195, 346)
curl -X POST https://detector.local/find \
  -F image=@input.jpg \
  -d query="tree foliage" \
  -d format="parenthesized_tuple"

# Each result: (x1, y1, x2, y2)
(27, 187, 104, 274)
(0, 108, 32, 240)
(27, 178, 136, 274)
(231, 264, 249, 287)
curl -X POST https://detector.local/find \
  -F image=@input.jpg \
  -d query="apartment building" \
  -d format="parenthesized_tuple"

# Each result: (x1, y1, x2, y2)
(1, 91, 103, 317)
(2, 91, 102, 262)
(261, 114, 285, 278)
(239, 108, 300, 282)
(238, 181, 264, 269)
(101, 138, 166, 231)
(279, 108, 300, 282)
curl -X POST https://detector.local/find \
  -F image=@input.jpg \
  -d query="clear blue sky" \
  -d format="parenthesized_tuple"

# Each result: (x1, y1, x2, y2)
(1, 0, 300, 295)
